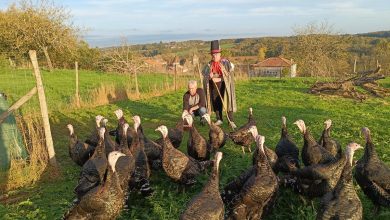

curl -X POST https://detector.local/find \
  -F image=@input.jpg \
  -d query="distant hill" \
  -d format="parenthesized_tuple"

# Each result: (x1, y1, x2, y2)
(356, 31, 390, 38)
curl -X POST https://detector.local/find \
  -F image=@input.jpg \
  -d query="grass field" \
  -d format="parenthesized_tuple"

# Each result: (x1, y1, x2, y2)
(1, 74, 390, 219)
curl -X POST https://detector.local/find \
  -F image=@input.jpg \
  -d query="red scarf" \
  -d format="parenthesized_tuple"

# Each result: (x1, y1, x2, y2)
(210, 61, 222, 77)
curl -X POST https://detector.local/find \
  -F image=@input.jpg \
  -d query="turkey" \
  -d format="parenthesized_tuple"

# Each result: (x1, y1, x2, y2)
(294, 120, 335, 166)
(185, 114, 211, 161)
(74, 127, 108, 200)
(130, 115, 153, 196)
(64, 151, 125, 220)
(66, 124, 95, 166)
(115, 123, 135, 193)
(226, 135, 278, 219)
(247, 125, 278, 172)
(155, 125, 213, 186)
(84, 115, 104, 146)
(202, 113, 227, 152)
(354, 127, 390, 214)
(101, 118, 117, 154)
(110, 109, 133, 146)
(180, 152, 224, 220)
(155, 115, 185, 149)
(317, 142, 363, 220)
(274, 116, 300, 173)
(228, 107, 256, 154)
(318, 119, 342, 159)
(133, 115, 162, 169)
(280, 143, 347, 198)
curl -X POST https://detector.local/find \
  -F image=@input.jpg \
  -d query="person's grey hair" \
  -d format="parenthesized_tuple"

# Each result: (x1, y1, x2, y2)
(188, 80, 197, 87)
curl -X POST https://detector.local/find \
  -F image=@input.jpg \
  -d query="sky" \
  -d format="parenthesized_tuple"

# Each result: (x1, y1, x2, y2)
(1, 0, 390, 47)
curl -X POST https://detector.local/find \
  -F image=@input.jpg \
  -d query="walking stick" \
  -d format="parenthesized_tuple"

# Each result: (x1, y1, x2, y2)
(211, 79, 235, 130)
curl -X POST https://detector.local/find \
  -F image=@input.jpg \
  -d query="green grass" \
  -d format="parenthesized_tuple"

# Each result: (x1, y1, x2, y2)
(0, 67, 193, 113)
(1, 75, 390, 219)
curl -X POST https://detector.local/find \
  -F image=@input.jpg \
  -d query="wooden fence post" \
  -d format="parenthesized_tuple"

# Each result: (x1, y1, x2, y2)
(29, 50, 57, 167)
(134, 69, 140, 98)
(75, 61, 80, 108)
(174, 64, 177, 91)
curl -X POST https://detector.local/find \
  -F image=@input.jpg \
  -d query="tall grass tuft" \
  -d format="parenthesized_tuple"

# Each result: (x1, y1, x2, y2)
(4, 115, 49, 191)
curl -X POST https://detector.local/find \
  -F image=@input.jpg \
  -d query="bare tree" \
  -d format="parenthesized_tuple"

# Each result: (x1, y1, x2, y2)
(100, 40, 146, 97)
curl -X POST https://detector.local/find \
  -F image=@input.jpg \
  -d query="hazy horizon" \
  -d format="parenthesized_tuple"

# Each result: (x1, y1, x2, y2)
(1, 0, 390, 47)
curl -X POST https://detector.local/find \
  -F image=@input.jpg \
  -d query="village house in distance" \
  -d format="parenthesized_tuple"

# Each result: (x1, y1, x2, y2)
(250, 57, 297, 77)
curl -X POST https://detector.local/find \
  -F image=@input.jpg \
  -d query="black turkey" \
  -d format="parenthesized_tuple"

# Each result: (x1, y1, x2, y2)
(155, 125, 213, 186)
(318, 119, 342, 159)
(110, 109, 133, 146)
(294, 120, 335, 166)
(180, 152, 224, 220)
(202, 113, 227, 152)
(247, 125, 278, 172)
(133, 115, 162, 169)
(280, 143, 348, 198)
(64, 151, 125, 220)
(130, 115, 153, 196)
(84, 115, 104, 146)
(228, 107, 256, 154)
(115, 123, 135, 193)
(66, 124, 95, 166)
(185, 114, 211, 161)
(74, 127, 108, 201)
(155, 117, 185, 149)
(101, 118, 117, 154)
(317, 142, 363, 220)
(226, 135, 278, 219)
(354, 127, 390, 214)
(275, 116, 300, 173)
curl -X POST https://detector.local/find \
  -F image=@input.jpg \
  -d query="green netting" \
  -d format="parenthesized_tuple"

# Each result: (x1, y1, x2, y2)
(0, 93, 27, 171)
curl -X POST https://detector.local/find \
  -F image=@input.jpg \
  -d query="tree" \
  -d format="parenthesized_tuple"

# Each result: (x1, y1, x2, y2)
(100, 40, 146, 97)
(292, 21, 349, 77)
(257, 46, 267, 61)
(0, 0, 79, 71)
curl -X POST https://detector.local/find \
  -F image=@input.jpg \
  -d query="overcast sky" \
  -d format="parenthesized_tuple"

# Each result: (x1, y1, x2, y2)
(1, 0, 390, 47)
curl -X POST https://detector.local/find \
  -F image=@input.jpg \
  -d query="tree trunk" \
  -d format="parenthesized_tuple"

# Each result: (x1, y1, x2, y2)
(42, 46, 54, 72)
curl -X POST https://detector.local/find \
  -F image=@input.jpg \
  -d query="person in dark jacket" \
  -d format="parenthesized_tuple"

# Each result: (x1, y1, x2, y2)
(183, 80, 207, 123)
(202, 40, 237, 128)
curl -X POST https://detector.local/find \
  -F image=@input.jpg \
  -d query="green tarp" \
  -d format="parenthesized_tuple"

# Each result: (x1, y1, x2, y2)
(0, 93, 27, 171)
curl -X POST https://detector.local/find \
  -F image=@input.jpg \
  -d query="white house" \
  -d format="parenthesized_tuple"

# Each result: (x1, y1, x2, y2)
(250, 57, 297, 77)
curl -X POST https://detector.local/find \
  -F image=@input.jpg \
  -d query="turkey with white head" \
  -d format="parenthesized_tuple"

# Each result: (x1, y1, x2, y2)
(180, 152, 224, 220)
(318, 119, 342, 159)
(156, 125, 213, 187)
(66, 124, 95, 166)
(317, 142, 363, 220)
(294, 120, 335, 166)
(64, 151, 125, 220)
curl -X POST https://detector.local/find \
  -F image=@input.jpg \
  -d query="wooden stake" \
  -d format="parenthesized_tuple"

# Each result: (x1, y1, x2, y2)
(75, 61, 80, 108)
(134, 69, 140, 98)
(0, 87, 37, 124)
(29, 50, 57, 167)
(174, 64, 177, 91)
(353, 58, 357, 73)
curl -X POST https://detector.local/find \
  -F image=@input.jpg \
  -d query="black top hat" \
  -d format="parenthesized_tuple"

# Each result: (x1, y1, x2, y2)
(210, 40, 221, 54)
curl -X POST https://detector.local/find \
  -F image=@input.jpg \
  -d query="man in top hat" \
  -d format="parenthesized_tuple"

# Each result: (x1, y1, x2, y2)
(202, 40, 237, 128)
